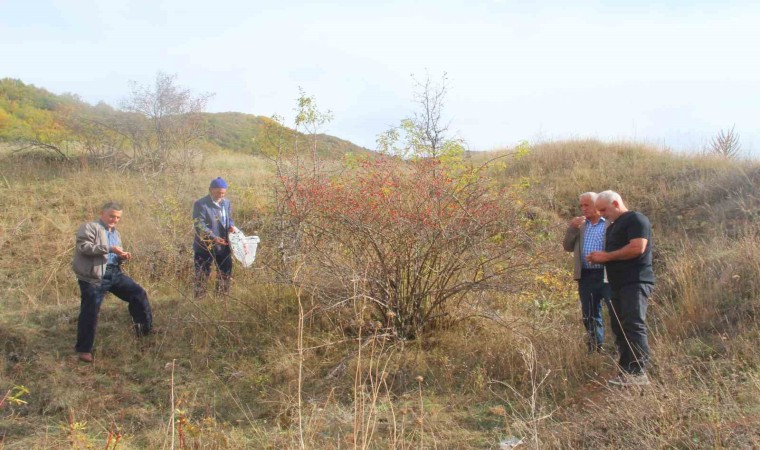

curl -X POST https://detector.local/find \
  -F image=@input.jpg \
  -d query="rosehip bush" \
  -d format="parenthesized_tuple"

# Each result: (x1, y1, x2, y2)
(281, 155, 535, 339)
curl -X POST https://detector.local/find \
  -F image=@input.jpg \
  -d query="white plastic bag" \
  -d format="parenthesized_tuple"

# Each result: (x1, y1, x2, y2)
(228, 230, 260, 268)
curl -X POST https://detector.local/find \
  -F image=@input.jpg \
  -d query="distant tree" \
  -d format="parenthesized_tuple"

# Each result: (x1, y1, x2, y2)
(377, 72, 464, 159)
(294, 87, 333, 174)
(709, 126, 742, 159)
(120, 72, 213, 171)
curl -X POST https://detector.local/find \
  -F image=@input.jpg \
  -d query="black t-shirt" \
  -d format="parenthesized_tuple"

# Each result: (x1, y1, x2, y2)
(604, 211, 655, 287)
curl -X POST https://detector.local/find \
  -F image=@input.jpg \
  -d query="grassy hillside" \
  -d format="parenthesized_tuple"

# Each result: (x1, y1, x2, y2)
(0, 140, 757, 449)
(204, 112, 369, 158)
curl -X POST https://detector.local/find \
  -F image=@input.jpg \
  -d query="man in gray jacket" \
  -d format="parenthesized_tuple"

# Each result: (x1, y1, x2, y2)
(72, 201, 152, 363)
(562, 192, 610, 353)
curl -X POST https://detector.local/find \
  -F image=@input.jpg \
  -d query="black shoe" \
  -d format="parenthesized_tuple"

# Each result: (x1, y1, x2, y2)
(134, 323, 152, 337)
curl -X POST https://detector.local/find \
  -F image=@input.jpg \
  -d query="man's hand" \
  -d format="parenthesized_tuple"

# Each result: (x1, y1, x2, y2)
(229, 226, 239, 233)
(213, 237, 228, 246)
(569, 216, 585, 229)
(586, 251, 610, 264)
(111, 246, 132, 260)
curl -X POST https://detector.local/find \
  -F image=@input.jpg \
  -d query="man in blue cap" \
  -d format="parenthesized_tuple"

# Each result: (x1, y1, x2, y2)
(192, 177, 238, 297)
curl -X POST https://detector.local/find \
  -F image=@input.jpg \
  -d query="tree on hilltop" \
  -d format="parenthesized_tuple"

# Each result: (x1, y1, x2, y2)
(377, 72, 464, 159)
(709, 126, 742, 159)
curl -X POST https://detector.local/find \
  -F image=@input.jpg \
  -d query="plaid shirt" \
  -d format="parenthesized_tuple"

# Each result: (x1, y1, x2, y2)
(101, 222, 121, 265)
(581, 217, 606, 269)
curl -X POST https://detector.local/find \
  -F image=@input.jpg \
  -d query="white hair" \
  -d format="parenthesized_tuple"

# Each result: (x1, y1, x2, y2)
(597, 190, 623, 204)
(579, 192, 598, 202)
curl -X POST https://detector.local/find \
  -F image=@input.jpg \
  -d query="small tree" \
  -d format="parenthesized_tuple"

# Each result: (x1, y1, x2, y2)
(709, 126, 741, 159)
(256, 91, 334, 280)
(377, 72, 464, 159)
(120, 72, 213, 171)
(294, 87, 333, 174)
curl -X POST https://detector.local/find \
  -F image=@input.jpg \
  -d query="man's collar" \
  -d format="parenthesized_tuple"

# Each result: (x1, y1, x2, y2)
(98, 219, 114, 232)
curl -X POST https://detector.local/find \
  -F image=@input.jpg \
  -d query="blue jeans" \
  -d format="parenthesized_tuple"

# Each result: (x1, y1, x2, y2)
(609, 283, 654, 374)
(194, 247, 233, 296)
(75, 265, 152, 353)
(578, 269, 611, 351)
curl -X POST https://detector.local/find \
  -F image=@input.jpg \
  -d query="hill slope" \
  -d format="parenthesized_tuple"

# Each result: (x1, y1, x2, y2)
(0, 138, 757, 445)
(203, 111, 369, 158)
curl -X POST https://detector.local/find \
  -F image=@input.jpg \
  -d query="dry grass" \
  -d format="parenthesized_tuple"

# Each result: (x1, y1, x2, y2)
(0, 142, 757, 448)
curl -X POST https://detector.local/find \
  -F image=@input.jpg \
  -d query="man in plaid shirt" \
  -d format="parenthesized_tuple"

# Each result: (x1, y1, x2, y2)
(562, 192, 610, 353)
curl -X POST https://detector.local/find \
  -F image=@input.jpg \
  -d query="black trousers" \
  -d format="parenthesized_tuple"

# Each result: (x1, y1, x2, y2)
(609, 282, 654, 374)
(194, 247, 233, 296)
(75, 266, 152, 353)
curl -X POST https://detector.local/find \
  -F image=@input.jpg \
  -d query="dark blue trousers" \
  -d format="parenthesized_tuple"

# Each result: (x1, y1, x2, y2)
(75, 265, 152, 353)
(609, 283, 654, 374)
(194, 247, 233, 296)
(578, 268, 611, 351)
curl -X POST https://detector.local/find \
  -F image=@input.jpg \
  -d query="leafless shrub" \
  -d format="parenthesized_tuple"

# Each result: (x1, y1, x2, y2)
(120, 72, 213, 172)
(710, 126, 742, 159)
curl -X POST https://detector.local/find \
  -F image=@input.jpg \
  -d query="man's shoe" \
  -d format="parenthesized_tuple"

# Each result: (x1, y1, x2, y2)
(78, 352, 94, 363)
(608, 372, 650, 387)
(134, 323, 152, 337)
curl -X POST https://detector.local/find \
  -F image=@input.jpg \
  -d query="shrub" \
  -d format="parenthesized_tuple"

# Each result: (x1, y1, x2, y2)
(281, 155, 537, 339)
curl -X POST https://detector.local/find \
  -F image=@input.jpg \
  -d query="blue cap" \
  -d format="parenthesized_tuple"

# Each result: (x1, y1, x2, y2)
(209, 177, 228, 189)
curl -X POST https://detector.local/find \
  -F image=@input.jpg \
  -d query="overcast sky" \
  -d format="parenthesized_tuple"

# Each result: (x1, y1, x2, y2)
(2, 0, 758, 155)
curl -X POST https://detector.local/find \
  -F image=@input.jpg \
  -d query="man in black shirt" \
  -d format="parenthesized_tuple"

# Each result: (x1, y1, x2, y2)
(587, 190, 655, 386)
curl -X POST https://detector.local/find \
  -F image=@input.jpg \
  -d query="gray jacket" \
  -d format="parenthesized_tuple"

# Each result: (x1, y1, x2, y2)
(562, 220, 608, 282)
(72, 221, 119, 285)
(192, 195, 235, 254)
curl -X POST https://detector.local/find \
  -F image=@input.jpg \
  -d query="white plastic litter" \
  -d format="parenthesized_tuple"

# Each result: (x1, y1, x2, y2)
(229, 230, 260, 268)
(499, 437, 524, 449)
